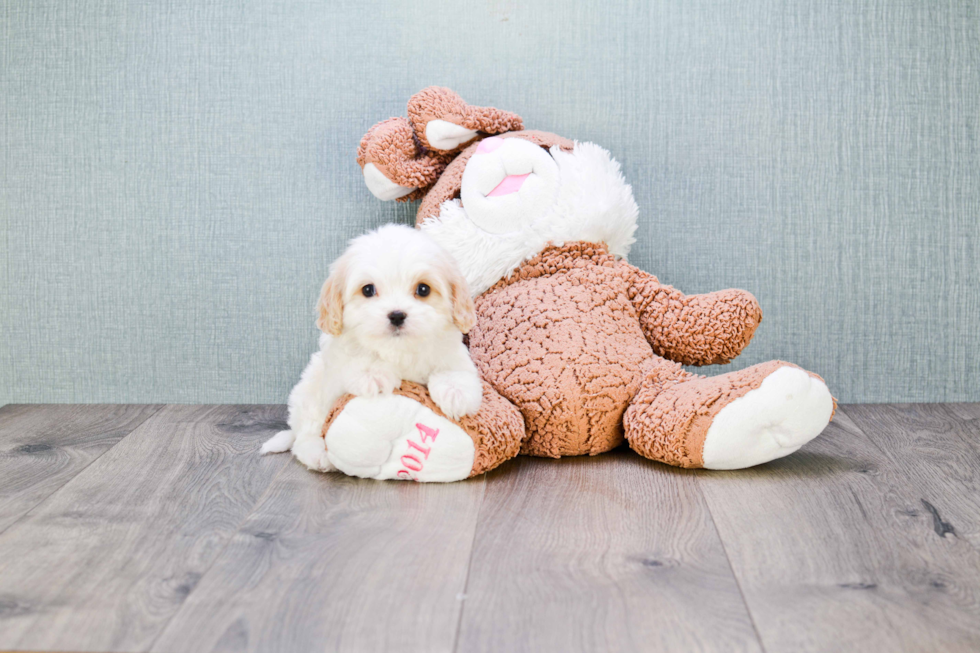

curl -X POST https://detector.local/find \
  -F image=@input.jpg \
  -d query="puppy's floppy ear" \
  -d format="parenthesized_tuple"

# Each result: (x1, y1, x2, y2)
(316, 263, 346, 336)
(447, 265, 476, 334)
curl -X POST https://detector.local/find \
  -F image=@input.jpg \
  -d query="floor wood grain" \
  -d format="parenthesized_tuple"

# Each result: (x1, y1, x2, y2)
(0, 404, 162, 534)
(0, 403, 978, 653)
(697, 408, 980, 652)
(0, 404, 289, 653)
(151, 465, 485, 653)
(455, 451, 762, 653)
(844, 404, 980, 549)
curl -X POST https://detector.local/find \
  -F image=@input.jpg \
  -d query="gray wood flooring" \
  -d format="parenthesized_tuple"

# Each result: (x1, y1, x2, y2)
(0, 403, 978, 652)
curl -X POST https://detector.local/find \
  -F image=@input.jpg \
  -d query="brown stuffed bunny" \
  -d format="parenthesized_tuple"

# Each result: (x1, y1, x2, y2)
(317, 87, 835, 482)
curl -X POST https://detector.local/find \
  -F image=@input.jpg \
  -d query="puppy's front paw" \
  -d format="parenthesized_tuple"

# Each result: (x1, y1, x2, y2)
(428, 372, 483, 421)
(347, 368, 399, 397)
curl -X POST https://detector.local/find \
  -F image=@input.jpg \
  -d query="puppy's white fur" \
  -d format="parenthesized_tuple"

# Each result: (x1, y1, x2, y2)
(261, 224, 482, 472)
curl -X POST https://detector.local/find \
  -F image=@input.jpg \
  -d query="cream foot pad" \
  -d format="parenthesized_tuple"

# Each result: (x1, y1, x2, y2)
(325, 394, 475, 482)
(702, 366, 834, 470)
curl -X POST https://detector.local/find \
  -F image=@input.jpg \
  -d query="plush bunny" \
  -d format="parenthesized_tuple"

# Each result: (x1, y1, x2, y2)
(318, 87, 835, 482)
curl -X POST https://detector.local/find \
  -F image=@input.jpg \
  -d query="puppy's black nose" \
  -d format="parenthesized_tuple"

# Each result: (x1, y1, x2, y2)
(388, 311, 407, 327)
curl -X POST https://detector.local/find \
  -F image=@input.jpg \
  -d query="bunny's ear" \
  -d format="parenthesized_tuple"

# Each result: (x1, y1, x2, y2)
(356, 117, 451, 202)
(407, 86, 523, 152)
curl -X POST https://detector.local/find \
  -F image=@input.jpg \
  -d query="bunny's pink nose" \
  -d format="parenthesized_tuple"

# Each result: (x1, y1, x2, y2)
(476, 137, 505, 154)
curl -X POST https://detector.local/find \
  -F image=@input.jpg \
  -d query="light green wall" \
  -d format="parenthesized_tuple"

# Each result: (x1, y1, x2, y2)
(2, 0, 978, 403)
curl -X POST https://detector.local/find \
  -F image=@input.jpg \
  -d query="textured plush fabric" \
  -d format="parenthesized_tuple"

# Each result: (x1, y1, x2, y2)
(2, 1, 978, 404)
(322, 380, 526, 476)
(626, 264, 762, 366)
(469, 241, 765, 458)
(407, 86, 523, 152)
(356, 118, 452, 201)
(624, 360, 835, 468)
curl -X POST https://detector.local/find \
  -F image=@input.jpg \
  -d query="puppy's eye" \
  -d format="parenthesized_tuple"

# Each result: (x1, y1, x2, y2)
(416, 283, 430, 298)
(361, 284, 375, 298)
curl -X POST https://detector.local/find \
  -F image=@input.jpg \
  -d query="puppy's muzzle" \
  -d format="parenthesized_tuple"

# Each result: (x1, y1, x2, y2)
(388, 311, 407, 328)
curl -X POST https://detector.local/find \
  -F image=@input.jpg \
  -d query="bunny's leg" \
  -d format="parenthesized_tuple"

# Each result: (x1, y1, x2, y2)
(625, 359, 835, 469)
(320, 381, 525, 482)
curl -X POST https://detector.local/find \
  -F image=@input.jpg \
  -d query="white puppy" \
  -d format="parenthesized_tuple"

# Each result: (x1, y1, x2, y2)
(260, 224, 483, 473)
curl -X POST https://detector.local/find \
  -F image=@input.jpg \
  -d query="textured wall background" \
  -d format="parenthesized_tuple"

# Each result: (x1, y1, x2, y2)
(2, 0, 978, 404)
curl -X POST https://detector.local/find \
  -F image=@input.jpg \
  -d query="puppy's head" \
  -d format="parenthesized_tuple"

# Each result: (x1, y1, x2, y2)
(316, 225, 475, 345)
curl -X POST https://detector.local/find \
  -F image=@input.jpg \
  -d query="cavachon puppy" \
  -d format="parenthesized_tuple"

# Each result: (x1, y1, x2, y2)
(261, 224, 484, 481)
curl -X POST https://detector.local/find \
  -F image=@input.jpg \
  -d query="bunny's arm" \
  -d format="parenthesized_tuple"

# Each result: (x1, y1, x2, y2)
(623, 264, 763, 366)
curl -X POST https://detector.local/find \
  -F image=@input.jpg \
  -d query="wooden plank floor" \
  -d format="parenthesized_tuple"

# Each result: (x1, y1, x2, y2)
(0, 404, 978, 652)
